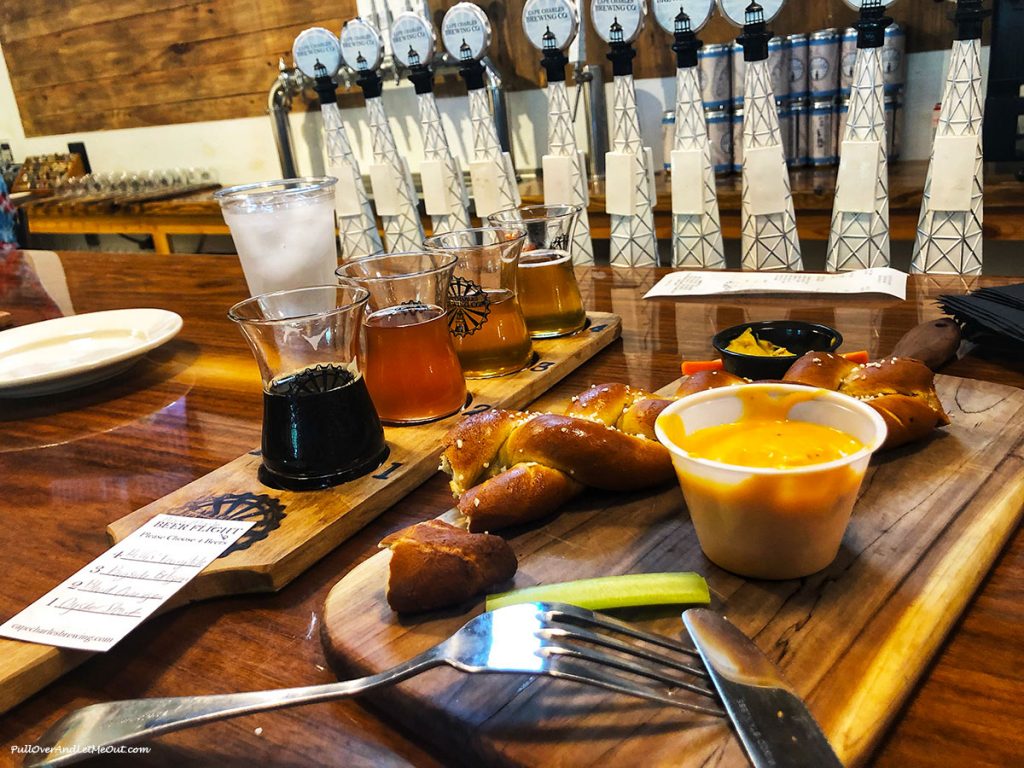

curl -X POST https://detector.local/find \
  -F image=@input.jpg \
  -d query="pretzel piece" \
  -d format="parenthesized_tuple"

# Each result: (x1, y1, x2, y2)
(381, 520, 517, 613)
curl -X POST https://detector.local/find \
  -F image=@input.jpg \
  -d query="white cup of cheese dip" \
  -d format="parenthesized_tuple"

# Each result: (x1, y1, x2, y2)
(654, 383, 887, 580)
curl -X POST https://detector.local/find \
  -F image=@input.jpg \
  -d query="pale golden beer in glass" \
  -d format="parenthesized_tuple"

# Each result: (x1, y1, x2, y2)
(424, 227, 533, 378)
(487, 204, 581, 256)
(448, 288, 533, 376)
(516, 249, 587, 338)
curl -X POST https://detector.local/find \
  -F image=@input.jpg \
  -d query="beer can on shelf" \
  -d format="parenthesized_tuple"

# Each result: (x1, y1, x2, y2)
(705, 107, 732, 175)
(788, 33, 809, 100)
(809, 98, 837, 166)
(768, 36, 791, 101)
(809, 28, 840, 99)
(662, 110, 675, 172)
(792, 99, 809, 167)
(885, 90, 903, 161)
(777, 101, 795, 165)
(840, 27, 857, 96)
(882, 23, 906, 93)
(698, 43, 732, 110)
(731, 107, 744, 174)
(731, 41, 746, 108)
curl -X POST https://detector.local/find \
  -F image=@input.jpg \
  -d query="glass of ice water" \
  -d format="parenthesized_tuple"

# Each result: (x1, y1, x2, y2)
(215, 177, 339, 297)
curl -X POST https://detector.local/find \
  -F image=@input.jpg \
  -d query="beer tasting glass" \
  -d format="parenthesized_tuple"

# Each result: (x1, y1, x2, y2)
(486, 205, 587, 337)
(336, 252, 467, 424)
(423, 227, 533, 378)
(487, 203, 581, 254)
(215, 177, 339, 297)
(228, 285, 388, 491)
(515, 248, 588, 338)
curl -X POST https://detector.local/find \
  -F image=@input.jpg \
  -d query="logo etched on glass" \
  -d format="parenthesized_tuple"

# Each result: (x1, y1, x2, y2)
(447, 276, 491, 337)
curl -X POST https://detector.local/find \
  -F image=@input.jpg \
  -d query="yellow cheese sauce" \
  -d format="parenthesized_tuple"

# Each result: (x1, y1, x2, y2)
(658, 386, 870, 578)
(660, 386, 863, 469)
(669, 420, 863, 468)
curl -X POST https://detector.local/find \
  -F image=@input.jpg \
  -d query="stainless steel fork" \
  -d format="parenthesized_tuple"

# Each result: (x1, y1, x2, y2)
(27, 602, 724, 766)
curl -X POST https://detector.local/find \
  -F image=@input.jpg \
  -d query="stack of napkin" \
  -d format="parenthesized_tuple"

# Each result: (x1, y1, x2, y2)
(939, 284, 1024, 345)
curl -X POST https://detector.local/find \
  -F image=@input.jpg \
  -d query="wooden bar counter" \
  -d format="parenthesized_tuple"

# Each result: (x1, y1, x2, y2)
(19, 161, 1024, 253)
(0, 251, 1022, 766)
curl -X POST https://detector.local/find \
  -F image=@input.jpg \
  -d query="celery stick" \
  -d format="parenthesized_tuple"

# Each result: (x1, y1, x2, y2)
(485, 572, 710, 612)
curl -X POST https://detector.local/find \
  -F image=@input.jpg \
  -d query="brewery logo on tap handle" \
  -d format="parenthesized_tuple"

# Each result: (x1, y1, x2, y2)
(339, 17, 384, 72)
(591, 0, 646, 45)
(390, 12, 437, 68)
(717, 0, 785, 28)
(292, 27, 343, 80)
(652, 0, 715, 35)
(441, 2, 491, 62)
(522, 0, 579, 52)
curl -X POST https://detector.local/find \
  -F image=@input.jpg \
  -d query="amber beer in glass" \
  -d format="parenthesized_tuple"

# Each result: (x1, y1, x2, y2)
(424, 227, 533, 378)
(516, 249, 587, 337)
(336, 252, 467, 423)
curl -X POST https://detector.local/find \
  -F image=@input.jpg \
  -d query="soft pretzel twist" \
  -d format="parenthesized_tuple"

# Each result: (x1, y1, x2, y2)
(439, 356, 949, 534)
(675, 353, 949, 449)
(440, 383, 674, 532)
(783, 353, 950, 448)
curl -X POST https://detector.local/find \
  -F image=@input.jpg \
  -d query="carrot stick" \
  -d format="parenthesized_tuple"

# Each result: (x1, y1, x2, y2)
(681, 359, 724, 375)
(681, 350, 869, 376)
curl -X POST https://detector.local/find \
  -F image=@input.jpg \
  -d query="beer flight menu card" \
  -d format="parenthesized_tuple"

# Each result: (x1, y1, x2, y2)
(0, 515, 253, 652)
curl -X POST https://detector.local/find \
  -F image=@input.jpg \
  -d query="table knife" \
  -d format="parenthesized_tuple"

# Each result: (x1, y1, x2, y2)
(683, 609, 843, 768)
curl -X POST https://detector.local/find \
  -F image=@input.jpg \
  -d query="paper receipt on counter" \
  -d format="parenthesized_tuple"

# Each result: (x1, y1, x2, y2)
(643, 267, 907, 300)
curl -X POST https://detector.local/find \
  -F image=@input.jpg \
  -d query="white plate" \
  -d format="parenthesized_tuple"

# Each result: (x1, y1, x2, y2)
(0, 309, 183, 397)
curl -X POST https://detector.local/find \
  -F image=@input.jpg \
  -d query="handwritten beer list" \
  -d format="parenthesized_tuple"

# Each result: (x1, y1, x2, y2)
(0, 514, 254, 652)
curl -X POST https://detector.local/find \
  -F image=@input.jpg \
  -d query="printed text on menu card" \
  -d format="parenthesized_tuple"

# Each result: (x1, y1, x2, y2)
(0, 514, 254, 652)
(643, 267, 908, 300)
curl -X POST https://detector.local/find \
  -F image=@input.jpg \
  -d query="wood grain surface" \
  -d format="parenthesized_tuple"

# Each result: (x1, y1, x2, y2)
(0, 0, 988, 136)
(320, 375, 1024, 767)
(0, 311, 620, 715)
(0, 251, 1021, 767)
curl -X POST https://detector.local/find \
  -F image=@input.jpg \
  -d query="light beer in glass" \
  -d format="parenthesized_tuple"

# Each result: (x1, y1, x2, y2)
(424, 227, 533, 378)
(516, 249, 587, 337)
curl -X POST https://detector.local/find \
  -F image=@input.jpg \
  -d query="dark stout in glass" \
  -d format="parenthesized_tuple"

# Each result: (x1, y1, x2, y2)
(259, 363, 388, 491)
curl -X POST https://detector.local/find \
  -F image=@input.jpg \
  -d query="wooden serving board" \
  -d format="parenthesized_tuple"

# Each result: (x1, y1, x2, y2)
(0, 313, 620, 714)
(322, 374, 1024, 768)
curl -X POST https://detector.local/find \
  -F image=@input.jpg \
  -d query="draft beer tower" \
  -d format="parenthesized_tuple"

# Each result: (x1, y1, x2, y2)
(442, 3, 521, 219)
(910, 0, 988, 274)
(389, 12, 471, 234)
(340, 17, 425, 253)
(593, 0, 659, 267)
(292, 28, 382, 260)
(826, 0, 895, 272)
(720, 0, 802, 270)
(654, 0, 725, 268)
(522, 0, 595, 264)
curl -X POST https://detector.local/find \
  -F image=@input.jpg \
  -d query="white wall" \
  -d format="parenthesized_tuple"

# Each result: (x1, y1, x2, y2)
(0, 40, 989, 186)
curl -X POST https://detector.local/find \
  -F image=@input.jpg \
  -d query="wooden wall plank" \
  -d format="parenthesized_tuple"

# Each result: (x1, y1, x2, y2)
(0, 0, 189, 42)
(1, 0, 357, 136)
(0, 0, 987, 138)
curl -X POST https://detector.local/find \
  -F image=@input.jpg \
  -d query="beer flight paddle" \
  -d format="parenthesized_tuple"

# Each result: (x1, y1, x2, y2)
(0, 314, 623, 715)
